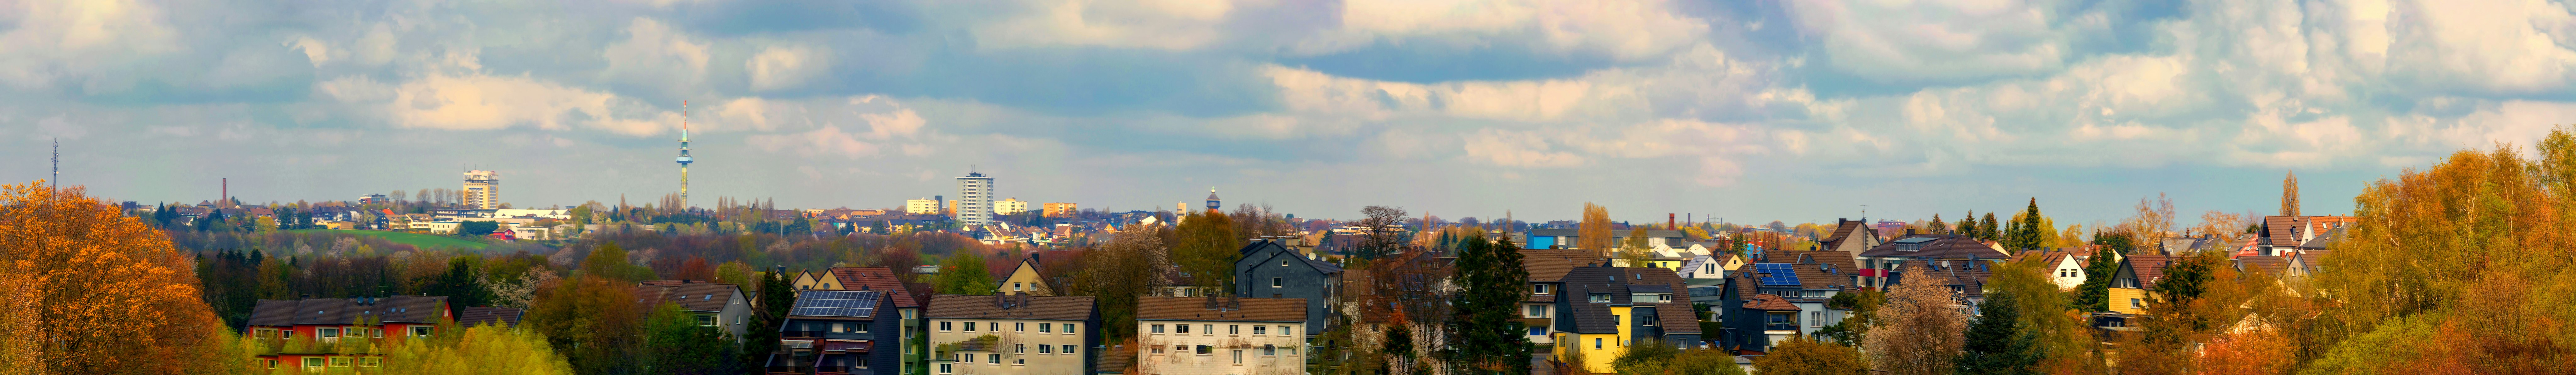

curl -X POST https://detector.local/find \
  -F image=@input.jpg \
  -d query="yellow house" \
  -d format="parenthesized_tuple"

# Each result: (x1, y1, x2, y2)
(2108, 254, 2170, 315)
(1550, 306, 1631, 373)
(1547, 267, 1697, 373)
(790, 269, 834, 291)
(999, 253, 1053, 296)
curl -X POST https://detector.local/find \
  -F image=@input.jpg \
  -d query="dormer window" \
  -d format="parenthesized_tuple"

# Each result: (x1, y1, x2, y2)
(1588, 293, 1612, 303)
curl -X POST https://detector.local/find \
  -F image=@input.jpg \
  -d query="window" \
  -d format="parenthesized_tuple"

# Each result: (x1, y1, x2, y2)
(964, 321, 976, 332)
(1612, 315, 1622, 325)
(1533, 284, 1551, 294)
(986, 354, 999, 364)
(1529, 325, 1547, 336)
(1196, 345, 1212, 355)
(371, 328, 384, 338)
(905, 326, 916, 338)
(303, 357, 324, 369)
(1176, 345, 1188, 353)
(1152, 324, 1165, 333)
(1063, 345, 1076, 354)
(331, 356, 352, 367)
(1232, 350, 1244, 365)
(1279, 326, 1290, 336)
(696, 315, 715, 326)
(360, 358, 380, 367)
(1014, 282, 1023, 291)
(320, 328, 339, 338)
(266, 359, 277, 369)
(1282, 260, 1291, 267)
(283, 330, 293, 339)
(902, 309, 917, 319)
(1263, 344, 1277, 356)
(1176, 324, 1190, 334)
(1203, 324, 1213, 335)
(1064, 323, 1076, 333)
(1253, 326, 1266, 335)
(1040, 323, 1052, 333)
(939, 363, 952, 374)
(1039, 344, 1053, 354)
(1272, 277, 1283, 287)
(1589, 293, 1611, 302)
(1527, 305, 1547, 318)
(1811, 312, 1823, 327)
(2131, 298, 2143, 308)
(255, 328, 273, 338)
(1152, 346, 1165, 355)
(1015, 344, 1026, 354)
(1229, 325, 1240, 335)
(1015, 322, 1025, 332)
(1594, 338, 1602, 349)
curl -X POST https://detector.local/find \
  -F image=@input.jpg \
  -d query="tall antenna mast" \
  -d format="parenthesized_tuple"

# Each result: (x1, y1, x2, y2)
(50, 138, 58, 190)
(675, 101, 693, 210)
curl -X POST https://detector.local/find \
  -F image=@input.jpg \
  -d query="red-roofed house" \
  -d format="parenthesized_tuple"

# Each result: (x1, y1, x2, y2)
(2108, 254, 2171, 315)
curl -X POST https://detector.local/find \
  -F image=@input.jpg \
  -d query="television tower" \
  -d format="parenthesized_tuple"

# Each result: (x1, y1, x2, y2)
(675, 101, 693, 209)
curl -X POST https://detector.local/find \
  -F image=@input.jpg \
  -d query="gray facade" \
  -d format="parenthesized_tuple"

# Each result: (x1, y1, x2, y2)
(1233, 240, 1343, 334)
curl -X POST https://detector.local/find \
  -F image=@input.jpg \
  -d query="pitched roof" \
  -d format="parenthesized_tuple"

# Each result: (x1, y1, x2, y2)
(2301, 226, 2346, 249)
(1518, 248, 1603, 283)
(458, 307, 524, 328)
(2124, 254, 2173, 285)
(1820, 219, 1877, 251)
(248, 296, 449, 327)
(1859, 234, 2010, 259)
(924, 294, 1096, 321)
(1239, 240, 1342, 274)
(2236, 256, 2290, 276)
(1557, 266, 1699, 335)
(1895, 259, 1995, 298)
(639, 281, 742, 313)
(1742, 294, 1798, 310)
(2010, 248, 2079, 267)
(1134, 296, 1307, 323)
(827, 267, 925, 308)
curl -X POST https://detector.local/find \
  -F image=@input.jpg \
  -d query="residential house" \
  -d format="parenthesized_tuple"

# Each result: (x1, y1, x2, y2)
(1133, 296, 1309, 375)
(1233, 239, 1343, 335)
(2257, 216, 2357, 257)
(766, 290, 902, 375)
(1518, 248, 1604, 347)
(2235, 253, 2313, 293)
(1675, 253, 1727, 280)
(640, 280, 756, 341)
(1856, 234, 2010, 289)
(925, 294, 1099, 375)
(1718, 251, 1859, 352)
(820, 267, 932, 374)
(1887, 259, 1995, 315)
(244, 296, 453, 372)
(793, 269, 834, 290)
(1816, 219, 1884, 256)
(457, 306, 525, 328)
(2012, 248, 2090, 291)
(1549, 266, 1701, 373)
(1001, 253, 1055, 296)
(2107, 254, 2171, 315)
(1521, 228, 1688, 255)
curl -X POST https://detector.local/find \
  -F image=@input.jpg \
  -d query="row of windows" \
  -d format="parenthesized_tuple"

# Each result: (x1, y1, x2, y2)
(936, 321, 1079, 334)
(252, 326, 434, 340)
(1148, 323, 1292, 336)
(1147, 344, 1296, 361)
(280, 356, 380, 369)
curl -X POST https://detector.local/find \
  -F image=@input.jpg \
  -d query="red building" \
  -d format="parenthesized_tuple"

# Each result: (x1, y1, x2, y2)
(244, 296, 462, 372)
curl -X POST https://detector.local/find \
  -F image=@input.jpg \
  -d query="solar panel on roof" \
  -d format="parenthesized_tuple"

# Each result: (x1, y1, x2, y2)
(1754, 263, 1801, 286)
(789, 290, 884, 317)
(1754, 263, 1795, 274)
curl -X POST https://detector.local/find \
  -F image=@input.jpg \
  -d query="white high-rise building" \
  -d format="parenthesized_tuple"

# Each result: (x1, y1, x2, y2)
(906, 199, 942, 214)
(995, 198, 1029, 215)
(462, 170, 500, 209)
(956, 171, 995, 227)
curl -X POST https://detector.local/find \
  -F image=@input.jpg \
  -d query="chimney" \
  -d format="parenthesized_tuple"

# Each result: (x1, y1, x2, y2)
(1669, 213, 1676, 230)
(220, 178, 228, 208)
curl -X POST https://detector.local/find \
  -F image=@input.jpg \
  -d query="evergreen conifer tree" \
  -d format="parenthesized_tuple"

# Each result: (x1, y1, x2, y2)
(1956, 293, 2039, 375)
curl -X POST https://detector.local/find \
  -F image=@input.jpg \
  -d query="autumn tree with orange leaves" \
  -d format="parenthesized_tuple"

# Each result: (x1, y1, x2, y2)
(0, 182, 254, 375)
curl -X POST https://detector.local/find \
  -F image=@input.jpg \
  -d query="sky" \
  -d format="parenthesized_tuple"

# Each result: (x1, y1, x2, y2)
(5, 0, 2575, 226)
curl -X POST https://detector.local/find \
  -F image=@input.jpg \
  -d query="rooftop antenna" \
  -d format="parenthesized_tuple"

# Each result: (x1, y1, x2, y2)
(50, 138, 58, 190)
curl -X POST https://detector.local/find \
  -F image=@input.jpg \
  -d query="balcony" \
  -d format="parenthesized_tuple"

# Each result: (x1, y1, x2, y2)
(1764, 323, 1799, 332)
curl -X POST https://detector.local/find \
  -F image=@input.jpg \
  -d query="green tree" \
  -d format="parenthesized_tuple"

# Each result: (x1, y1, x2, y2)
(2072, 236, 2126, 311)
(1816, 290, 1884, 345)
(1612, 338, 1680, 373)
(1447, 236, 1530, 374)
(643, 303, 737, 375)
(1755, 336, 1869, 375)
(422, 257, 494, 312)
(934, 252, 996, 295)
(742, 268, 795, 374)
(380, 322, 577, 375)
(1954, 293, 2038, 375)
(2000, 199, 2045, 251)
(580, 242, 656, 281)
(528, 276, 646, 375)
(1172, 209, 1238, 295)
(458, 220, 502, 237)
(1070, 230, 1166, 343)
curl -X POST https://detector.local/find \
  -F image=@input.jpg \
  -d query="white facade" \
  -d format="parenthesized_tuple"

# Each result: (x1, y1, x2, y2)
(491, 209, 570, 219)
(995, 198, 1029, 215)
(956, 172, 995, 227)
(1135, 320, 1307, 375)
(461, 170, 500, 210)
(2045, 255, 2088, 290)
(908, 199, 943, 214)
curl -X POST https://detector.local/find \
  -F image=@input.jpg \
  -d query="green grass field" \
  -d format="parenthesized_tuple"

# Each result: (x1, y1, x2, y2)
(285, 229, 489, 250)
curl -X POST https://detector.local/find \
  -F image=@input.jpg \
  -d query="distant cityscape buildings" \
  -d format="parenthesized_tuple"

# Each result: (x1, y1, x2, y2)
(995, 198, 1029, 215)
(1042, 202, 1077, 218)
(461, 170, 499, 210)
(906, 198, 941, 214)
(955, 171, 994, 227)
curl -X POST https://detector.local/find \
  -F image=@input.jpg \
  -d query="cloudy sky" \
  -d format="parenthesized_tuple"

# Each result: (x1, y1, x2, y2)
(6, 0, 2574, 225)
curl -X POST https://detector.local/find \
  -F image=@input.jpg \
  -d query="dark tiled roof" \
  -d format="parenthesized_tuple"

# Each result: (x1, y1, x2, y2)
(1558, 266, 1698, 335)
(1241, 241, 1342, 274)
(249, 296, 448, 327)
(1134, 296, 1306, 323)
(1896, 259, 1994, 298)
(2124, 254, 2173, 286)
(1743, 294, 1798, 310)
(925, 294, 1096, 321)
(2301, 226, 2345, 249)
(1859, 234, 2008, 259)
(640, 281, 742, 313)
(828, 267, 924, 308)
(2262, 216, 2303, 247)
(458, 307, 524, 328)
(1518, 248, 1603, 283)
(1820, 219, 1875, 250)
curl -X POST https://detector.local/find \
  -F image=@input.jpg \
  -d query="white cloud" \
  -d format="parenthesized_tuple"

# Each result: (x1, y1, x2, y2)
(387, 73, 674, 136)
(747, 45, 825, 92)
(747, 125, 879, 157)
(1309, 0, 1709, 60)
(1785, 0, 2080, 81)
(0, 0, 181, 89)
(971, 0, 1240, 50)
(600, 17, 709, 93)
